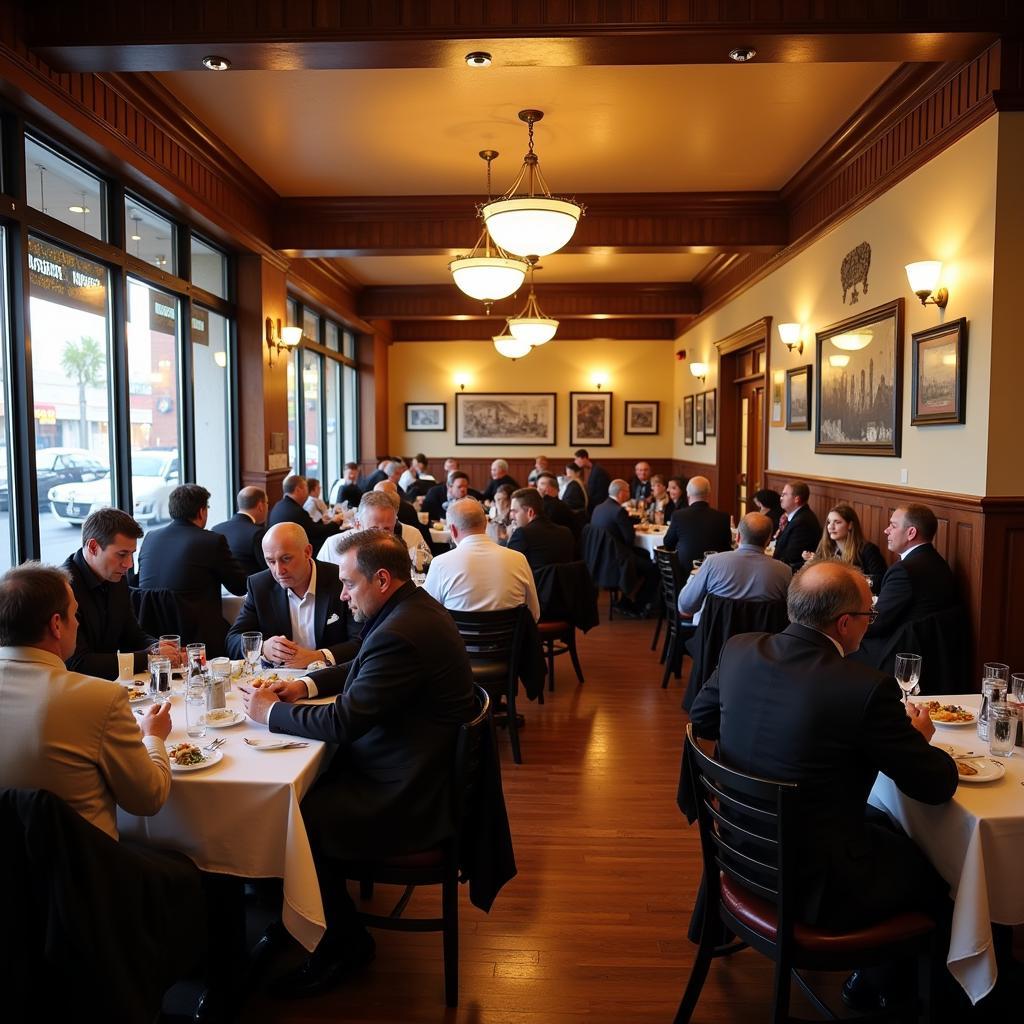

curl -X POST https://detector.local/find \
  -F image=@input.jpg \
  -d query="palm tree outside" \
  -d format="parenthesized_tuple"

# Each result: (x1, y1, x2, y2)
(60, 335, 104, 448)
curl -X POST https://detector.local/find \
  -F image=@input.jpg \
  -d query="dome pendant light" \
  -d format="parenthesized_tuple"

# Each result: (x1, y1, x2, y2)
(482, 110, 583, 259)
(492, 325, 533, 360)
(449, 150, 528, 309)
(507, 262, 558, 346)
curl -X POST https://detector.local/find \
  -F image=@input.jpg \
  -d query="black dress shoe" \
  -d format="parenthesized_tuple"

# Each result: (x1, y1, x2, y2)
(841, 969, 910, 1013)
(269, 932, 376, 999)
(193, 984, 236, 1024)
(249, 921, 288, 967)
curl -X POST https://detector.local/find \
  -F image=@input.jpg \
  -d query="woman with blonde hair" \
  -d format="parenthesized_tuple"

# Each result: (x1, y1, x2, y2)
(802, 502, 887, 590)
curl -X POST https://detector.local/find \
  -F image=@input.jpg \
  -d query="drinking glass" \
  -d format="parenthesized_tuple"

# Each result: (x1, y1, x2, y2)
(894, 653, 922, 704)
(240, 632, 263, 678)
(208, 656, 231, 695)
(983, 662, 1010, 684)
(186, 642, 207, 670)
(1011, 674, 1024, 705)
(116, 650, 135, 682)
(148, 650, 172, 702)
(988, 703, 1017, 757)
(185, 682, 208, 738)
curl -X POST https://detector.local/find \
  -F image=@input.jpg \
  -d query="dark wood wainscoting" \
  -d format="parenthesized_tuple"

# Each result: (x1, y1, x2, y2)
(672, 460, 719, 498)
(765, 471, 1024, 681)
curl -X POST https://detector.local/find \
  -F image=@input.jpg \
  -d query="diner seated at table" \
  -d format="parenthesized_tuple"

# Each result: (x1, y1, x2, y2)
(772, 480, 822, 571)
(506, 487, 575, 573)
(687, 561, 957, 1012)
(630, 461, 653, 504)
(752, 487, 783, 532)
(662, 475, 731, 569)
(535, 472, 581, 541)
(319, 490, 431, 572)
(210, 486, 269, 577)
(574, 449, 611, 512)
(800, 502, 887, 591)
(486, 484, 515, 543)
(268, 473, 342, 548)
(677, 512, 792, 625)
(421, 469, 472, 523)
(302, 477, 331, 524)
(61, 507, 161, 678)
(664, 476, 687, 518)
(481, 458, 520, 505)
(373, 479, 433, 547)
(560, 461, 589, 513)
(423, 498, 540, 620)
(647, 474, 672, 523)
(239, 530, 476, 998)
(399, 453, 436, 498)
(359, 457, 391, 493)
(226, 522, 359, 669)
(527, 455, 550, 485)
(329, 462, 363, 509)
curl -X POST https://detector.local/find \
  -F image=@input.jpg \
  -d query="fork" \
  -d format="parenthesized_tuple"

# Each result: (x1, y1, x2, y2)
(202, 737, 226, 754)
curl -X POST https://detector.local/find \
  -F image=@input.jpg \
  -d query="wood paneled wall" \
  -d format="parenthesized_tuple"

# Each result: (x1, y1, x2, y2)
(765, 471, 1024, 681)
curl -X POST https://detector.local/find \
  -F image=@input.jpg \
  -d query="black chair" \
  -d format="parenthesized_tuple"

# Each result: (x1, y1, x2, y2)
(345, 686, 492, 1007)
(581, 523, 639, 621)
(654, 547, 694, 689)
(683, 595, 789, 711)
(533, 561, 599, 694)
(676, 725, 937, 1024)
(131, 586, 230, 658)
(449, 608, 527, 764)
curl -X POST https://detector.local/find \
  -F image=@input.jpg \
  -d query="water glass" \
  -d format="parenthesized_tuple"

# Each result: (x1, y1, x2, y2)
(148, 651, 172, 702)
(894, 653, 922, 704)
(978, 677, 1008, 742)
(186, 642, 207, 671)
(208, 656, 231, 695)
(240, 632, 263, 677)
(983, 662, 1010, 684)
(988, 703, 1017, 757)
(159, 634, 181, 666)
(185, 683, 208, 738)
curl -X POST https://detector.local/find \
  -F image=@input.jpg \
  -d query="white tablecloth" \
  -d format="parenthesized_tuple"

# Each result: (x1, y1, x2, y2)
(868, 693, 1024, 1004)
(633, 526, 668, 560)
(430, 527, 451, 545)
(118, 681, 330, 952)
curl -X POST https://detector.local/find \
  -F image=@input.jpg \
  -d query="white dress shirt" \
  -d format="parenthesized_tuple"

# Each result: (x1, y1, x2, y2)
(899, 542, 928, 561)
(317, 523, 431, 570)
(303, 494, 330, 523)
(423, 532, 540, 620)
(280, 562, 335, 667)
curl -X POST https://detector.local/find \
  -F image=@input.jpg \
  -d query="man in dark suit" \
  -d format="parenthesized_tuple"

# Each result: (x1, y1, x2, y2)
(688, 562, 956, 1006)
(136, 484, 247, 655)
(268, 473, 340, 549)
(330, 463, 362, 508)
(225, 522, 359, 667)
(575, 449, 611, 511)
(62, 507, 158, 678)
(663, 475, 731, 569)
(865, 503, 957, 641)
(422, 470, 469, 523)
(630, 461, 653, 503)
(590, 479, 659, 613)
(481, 459, 519, 504)
(506, 488, 574, 573)
(772, 479, 822, 571)
(359, 458, 390, 494)
(239, 530, 475, 997)
(535, 472, 581, 543)
(210, 485, 268, 577)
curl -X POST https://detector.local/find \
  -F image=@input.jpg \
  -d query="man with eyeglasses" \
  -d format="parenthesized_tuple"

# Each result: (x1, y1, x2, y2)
(686, 561, 957, 1012)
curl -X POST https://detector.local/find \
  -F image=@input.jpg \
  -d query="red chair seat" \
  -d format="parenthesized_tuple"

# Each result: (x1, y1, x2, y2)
(720, 874, 934, 956)
(536, 620, 570, 636)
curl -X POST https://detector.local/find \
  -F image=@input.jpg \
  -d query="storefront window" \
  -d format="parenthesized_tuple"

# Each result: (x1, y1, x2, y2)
(192, 308, 232, 526)
(25, 137, 107, 242)
(126, 200, 177, 276)
(0, 231, 14, 571)
(343, 365, 359, 465)
(287, 350, 297, 473)
(190, 235, 227, 298)
(302, 350, 321, 480)
(324, 359, 340, 491)
(303, 307, 320, 344)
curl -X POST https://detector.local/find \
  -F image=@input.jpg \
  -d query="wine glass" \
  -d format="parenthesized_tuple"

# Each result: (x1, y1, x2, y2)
(240, 631, 263, 678)
(894, 653, 922, 704)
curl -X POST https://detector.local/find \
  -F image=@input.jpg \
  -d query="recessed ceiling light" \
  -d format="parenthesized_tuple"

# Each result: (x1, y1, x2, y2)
(465, 51, 492, 67)
(728, 47, 756, 62)
(202, 55, 231, 71)
(68, 204, 90, 214)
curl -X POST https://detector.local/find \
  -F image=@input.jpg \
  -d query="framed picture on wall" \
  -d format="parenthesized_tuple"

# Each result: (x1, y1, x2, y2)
(910, 317, 968, 426)
(405, 402, 446, 432)
(683, 395, 694, 445)
(570, 391, 613, 446)
(815, 297, 904, 457)
(770, 374, 785, 427)
(785, 366, 812, 431)
(624, 400, 659, 435)
(695, 392, 706, 445)
(454, 392, 556, 446)
(704, 389, 717, 437)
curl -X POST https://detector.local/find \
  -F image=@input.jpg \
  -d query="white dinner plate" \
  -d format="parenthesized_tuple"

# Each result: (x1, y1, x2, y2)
(201, 708, 244, 728)
(934, 741, 971, 758)
(168, 747, 224, 772)
(954, 757, 1005, 783)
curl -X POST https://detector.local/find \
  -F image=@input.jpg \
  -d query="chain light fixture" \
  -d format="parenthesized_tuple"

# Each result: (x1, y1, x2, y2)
(507, 262, 558, 346)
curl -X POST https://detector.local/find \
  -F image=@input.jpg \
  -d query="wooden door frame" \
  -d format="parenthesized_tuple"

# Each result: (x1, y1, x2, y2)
(713, 317, 772, 518)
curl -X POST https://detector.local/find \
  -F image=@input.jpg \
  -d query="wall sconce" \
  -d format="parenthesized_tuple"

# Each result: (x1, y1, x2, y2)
(905, 261, 948, 308)
(265, 317, 302, 367)
(454, 373, 470, 391)
(690, 361, 708, 383)
(777, 322, 804, 355)
(591, 371, 608, 390)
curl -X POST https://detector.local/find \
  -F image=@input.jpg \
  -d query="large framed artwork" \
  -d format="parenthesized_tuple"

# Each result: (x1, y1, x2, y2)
(910, 317, 968, 426)
(405, 402, 446, 431)
(624, 400, 659, 435)
(785, 365, 812, 431)
(569, 391, 613, 446)
(454, 392, 556, 446)
(683, 395, 694, 445)
(695, 392, 706, 445)
(815, 297, 904, 457)
(703, 389, 717, 437)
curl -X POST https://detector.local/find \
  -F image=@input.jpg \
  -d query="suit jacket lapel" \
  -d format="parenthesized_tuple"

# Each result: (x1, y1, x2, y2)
(313, 563, 337, 640)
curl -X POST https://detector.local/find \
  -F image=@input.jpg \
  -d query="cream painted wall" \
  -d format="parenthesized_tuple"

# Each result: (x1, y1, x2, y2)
(675, 116, 1000, 496)
(388, 338, 675, 458)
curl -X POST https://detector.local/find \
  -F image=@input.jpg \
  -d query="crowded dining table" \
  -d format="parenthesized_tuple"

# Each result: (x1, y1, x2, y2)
(633, 523, 668, 559)
(868, 692, 1024, 1004)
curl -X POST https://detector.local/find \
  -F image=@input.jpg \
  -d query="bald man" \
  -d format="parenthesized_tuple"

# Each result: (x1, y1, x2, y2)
(211, 485, 269, 576)
(663, 475, 731, 569)
(225, 522, 359, 667)
(375, 479, 433, 547)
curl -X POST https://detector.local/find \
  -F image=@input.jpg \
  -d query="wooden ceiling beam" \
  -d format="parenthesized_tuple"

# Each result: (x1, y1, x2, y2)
(274, 193, 788, 257)
(28, 3, 1015, 72)
(391, 319, 680, 343)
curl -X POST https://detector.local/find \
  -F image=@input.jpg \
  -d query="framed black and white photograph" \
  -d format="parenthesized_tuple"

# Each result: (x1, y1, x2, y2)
(770, 375, 785, 427)
(454, 392, 556, 446)
(683, 395, 694, 445)
(695, 392, 706, 445)
(570, 391, 613, 447)
(624, 400, 659, 435)
(816, 298, 904, 457)
(704, 389, 717, 437)
(405, 402, 446, 432)
(911, 317, 968, 426)
(785, 365, 812, 431)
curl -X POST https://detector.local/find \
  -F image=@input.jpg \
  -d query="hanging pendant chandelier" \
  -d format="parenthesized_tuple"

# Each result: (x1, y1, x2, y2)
(492, 326, 533, 360)
(482, 110, 583, 259)
(449, 150, 528, 308)
(507, 262, 558, 346)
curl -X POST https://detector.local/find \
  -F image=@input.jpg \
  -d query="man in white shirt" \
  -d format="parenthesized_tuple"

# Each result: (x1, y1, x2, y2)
(303, 477, 331, 523)
(678, 512, 792, 625)
(423, 498, 540, 620)
(318, 490, 431, 571)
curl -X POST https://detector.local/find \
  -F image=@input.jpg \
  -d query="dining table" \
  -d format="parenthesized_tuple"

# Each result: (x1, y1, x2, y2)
(633, 524, 668, 560)
(868, 692, 1024, 1004)
(429, 525, 451, 546)
(117, 672, 331, 952)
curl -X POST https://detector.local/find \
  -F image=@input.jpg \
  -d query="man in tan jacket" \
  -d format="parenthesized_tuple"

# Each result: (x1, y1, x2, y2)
(0, 562, 171, 840)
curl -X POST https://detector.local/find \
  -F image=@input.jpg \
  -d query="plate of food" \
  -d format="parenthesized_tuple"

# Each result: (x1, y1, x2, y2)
(953, 757, 1005, 783)
(934, 741, 971, 758)
(125, 686, 149, 703)
(168, 742, 224, 772)
(202, 708, 244, 728)
(915, 701, 976, 726)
